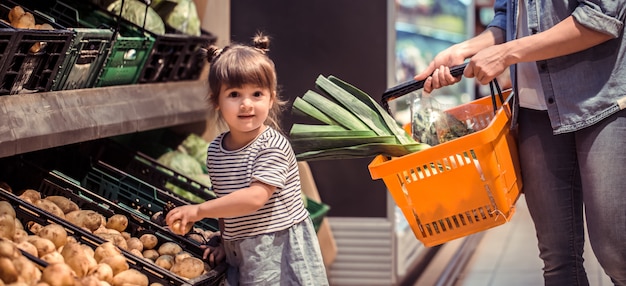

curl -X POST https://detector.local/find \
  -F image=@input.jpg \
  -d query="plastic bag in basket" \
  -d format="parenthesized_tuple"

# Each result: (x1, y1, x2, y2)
(411, 94, 476, 146)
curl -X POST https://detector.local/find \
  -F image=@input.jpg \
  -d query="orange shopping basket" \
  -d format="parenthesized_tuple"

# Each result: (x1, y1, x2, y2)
(369, 71, 522, 247)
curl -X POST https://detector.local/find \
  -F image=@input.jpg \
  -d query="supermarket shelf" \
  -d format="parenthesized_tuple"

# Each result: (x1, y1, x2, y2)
(0, 80, 210, 158)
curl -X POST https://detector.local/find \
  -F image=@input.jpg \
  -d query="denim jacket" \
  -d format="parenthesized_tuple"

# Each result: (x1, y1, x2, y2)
(488, 0, 626, 134)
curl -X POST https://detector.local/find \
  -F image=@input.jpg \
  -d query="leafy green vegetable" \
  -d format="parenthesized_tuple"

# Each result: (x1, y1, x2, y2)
(107, 0, 165, 35)
(157, 150, 204, 175)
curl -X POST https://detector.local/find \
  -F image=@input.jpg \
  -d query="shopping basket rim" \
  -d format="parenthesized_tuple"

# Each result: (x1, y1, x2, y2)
(368, 96, 513, 180)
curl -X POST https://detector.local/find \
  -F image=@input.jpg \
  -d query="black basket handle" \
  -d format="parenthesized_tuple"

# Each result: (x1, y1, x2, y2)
(382, 63, 467, 114)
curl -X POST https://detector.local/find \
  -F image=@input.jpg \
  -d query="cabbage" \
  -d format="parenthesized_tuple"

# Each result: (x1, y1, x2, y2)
(152, 0, 201, 36)
(107, 0, 166, 35)
(157, 150, 204, 175)
(179, 133, 209, 168)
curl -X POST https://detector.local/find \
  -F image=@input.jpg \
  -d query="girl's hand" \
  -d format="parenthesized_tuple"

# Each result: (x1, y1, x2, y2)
(202, 240, 226, 268)
(165, 204, 201, 232)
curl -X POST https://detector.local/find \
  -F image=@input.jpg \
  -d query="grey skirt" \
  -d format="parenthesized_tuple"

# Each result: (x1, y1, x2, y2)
(223, 217, 329, 286)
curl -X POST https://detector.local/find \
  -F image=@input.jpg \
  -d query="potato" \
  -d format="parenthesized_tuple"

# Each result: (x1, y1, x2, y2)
(0, 239, 21, 259)
(34, 199, 65, 219)
(111, 269, 148, 286)
(142, 249, 159, 261)
(13, 12, 35, 29)
(94, 242, 121, 262)
(100, 255, 128, 276)
(154, 255, 174, 270)
(41, 263, 76, 286)
(8, 6, 25, 23)
(97, 233, 127, 250)
(0, 257, 19, 283)
(26, 236, 56, 257)
(40, 251, 64, 264)
(170, 257, 205, 279)
(88, 263, 113, 284)
(77, 276, 100, 286)
(120, 232, 131, 241)
(15, 240, 38, 257)
(65, 210, 104, 232)
(126, 237, 143, 252)
(60, 242, 90, 277)
(174, 251, 192, 264)
(13, 255, 41, 285)
(105, 215, 128, 232)
(139, 234, 158, 250)
(18, 189, 40, 204)
(0, 214, 15, 240)
(129, 248, 143, 258)
(170, 219, 193, 235)
(44, 196, 79, 214)
(28, 221, 43, 234)
(157, 242, 182, 256)
(0, 201, 15, 219)
(13, 228, 28, 243)
(37, 224, 68, 249)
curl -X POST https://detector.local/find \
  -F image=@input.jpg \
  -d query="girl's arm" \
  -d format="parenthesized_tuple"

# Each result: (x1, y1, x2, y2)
(165, 181, 275, 228)
(196, 181, 275, 218)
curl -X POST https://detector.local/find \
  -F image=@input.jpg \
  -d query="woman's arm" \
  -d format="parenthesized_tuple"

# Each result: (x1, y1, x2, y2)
(467, 16, 614, 84)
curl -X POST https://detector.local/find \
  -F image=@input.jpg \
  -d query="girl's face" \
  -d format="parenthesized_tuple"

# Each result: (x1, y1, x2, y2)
(217, 84, 274, 141)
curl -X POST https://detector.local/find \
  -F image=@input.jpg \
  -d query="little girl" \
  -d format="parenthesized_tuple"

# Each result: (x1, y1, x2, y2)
(165, 33, 329, 286)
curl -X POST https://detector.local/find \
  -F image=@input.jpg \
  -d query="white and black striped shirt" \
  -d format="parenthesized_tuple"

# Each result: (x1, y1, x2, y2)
(207, 127, 308, 240)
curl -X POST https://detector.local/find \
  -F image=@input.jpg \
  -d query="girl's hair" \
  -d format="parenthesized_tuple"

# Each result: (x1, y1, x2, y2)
(206, 33, 286, 132)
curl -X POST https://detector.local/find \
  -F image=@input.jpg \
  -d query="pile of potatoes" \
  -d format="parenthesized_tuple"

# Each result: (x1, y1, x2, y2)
(4, 6, 56, 53)
(0, 187, 213, 285)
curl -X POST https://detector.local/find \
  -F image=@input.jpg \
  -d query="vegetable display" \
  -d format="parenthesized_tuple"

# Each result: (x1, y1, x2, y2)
(289, 75, 430, 161)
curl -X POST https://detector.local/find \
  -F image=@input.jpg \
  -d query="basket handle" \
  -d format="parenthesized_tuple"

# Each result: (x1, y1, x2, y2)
(381, 63, 467, 113)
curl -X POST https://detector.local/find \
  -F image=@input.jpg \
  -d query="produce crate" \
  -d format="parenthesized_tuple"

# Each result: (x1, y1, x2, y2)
(0, 22, 16, 88)
(138, 27, 216, 83)
(93, 138, 216, 203)
(49, 0, 154, 87)
(0, 185, 227, 286)
(82, 159, 219, 233)
(0, 1, 73, 95)
(97, 138, 330, 232)
(307, 198, 330, 232)
(368, 89, 522, 247)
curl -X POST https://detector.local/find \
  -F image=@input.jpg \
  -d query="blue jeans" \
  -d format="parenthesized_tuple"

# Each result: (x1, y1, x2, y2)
(518, 108, 626, 286)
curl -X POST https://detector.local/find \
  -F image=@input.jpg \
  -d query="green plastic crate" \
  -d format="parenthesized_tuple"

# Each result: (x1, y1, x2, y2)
(306, 197, 330, 232)
(50, 1, 154, 87)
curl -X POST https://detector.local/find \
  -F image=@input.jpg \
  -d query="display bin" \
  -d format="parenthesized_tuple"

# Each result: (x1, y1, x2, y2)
(82, 159, 219, 233)
(0, 22, 16, 87)
(0, 1, 72, 95)
(48, 0, 154, 87)
(368, 89, 522, 247)
(0, 179, 227, 286)
(96, 138, 330, 232)
(307, 198, 330, 232)
(93, 139, 217, 204)
(138, 26, 216, 84)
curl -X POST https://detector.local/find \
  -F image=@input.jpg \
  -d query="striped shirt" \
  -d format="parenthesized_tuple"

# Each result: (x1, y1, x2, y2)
(206, 127, 309, 240)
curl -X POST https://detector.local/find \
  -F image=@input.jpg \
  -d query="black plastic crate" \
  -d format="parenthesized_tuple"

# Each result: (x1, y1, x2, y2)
(0, 1, 73, 95)
(0, 158, 226, 285)
(94, 139, 216, 203)
(49, 0, 154, 87)
(0, 22, 16, 87)
(82, 159, 219, 232)
(0, 187, 226, 285)
(138, 27, 216, 83)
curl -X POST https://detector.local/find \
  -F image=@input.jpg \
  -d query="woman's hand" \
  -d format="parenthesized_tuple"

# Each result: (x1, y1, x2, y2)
(414, 44, 466, 93)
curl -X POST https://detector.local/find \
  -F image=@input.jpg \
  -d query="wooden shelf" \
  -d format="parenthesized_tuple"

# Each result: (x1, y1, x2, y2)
(0, 80, 210, 158)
